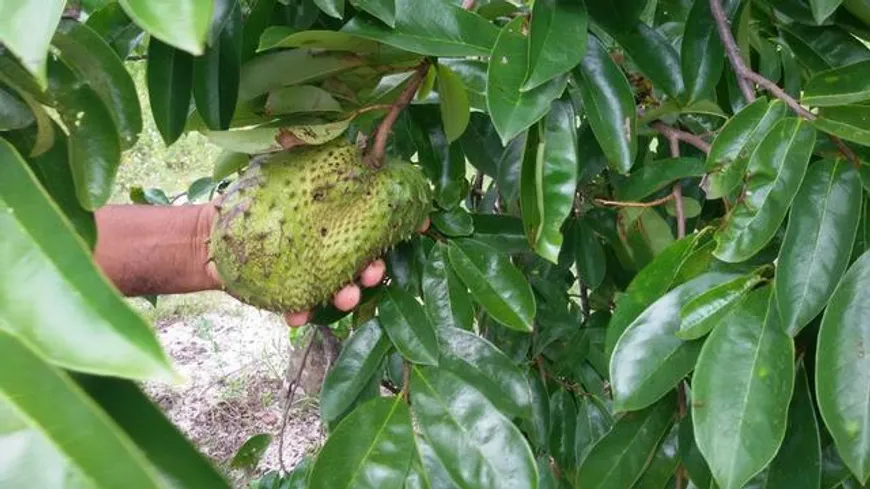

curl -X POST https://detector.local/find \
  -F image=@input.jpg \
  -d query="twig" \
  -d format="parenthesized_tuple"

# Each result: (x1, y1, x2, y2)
(650, 121, 711, 154)
(349, 104, 394, 118)
(709, 0, 861, 167)
(595, 194, 675, 208)
(277, 330, 316, 473)
(659, 124, 688, 239)
(365, 60, 431, 168)
(401, 361, 411, 402)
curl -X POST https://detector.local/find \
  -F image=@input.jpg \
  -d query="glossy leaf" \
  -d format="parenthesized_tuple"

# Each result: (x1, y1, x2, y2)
(817, 250, 870, 484)
(781, 23, 870, 73)
(314, 0, 345, 19)
(119, 0, 211, 54)
(706, 99, 790, 200)
(0, 331, 164, 489)
(607, 22, 685, 99)
(0, 138, 173, 380)
(682, 0, 738, 103)
(239, 49, 363, 101)
(351, 0, 396, 27)
(776, 159, 862, 336)
(320, 319, 391, 424)
(575, 394, 676, 489)
(240, 0, 276, 60)
(576, 218, 606, 289)
(409, 106, 466, 209)
(714, 118, 816, 263)
(677, 271, 765, 340)
(470, 214, 529, 254)
(616, 157, 705, 201)
(633, 425, 679, 489)
(437, 63, 471, 143)
(0, 0, 64, 86)
(814, 105, 870, 145)
(762, 362, 822, 489)
(0, 86, 32, 131)
(520, 99, 578, 263)
(611, 272, 741, 412)
(377, 285, 439, 366)
(575, 395, 613, 467)
(693, 287, 795, 489)
(423, 243, 474, 332)
(342, 0, 499, 57)
(487, 17, 568, 145)
(447, 239, 536, 332)
(549, 389, 578, 470)
(810, 0, 843, 22)
(52, 19, 142, 149)
(309, 396, 415, 489)
(431, 208, 474, 237)
(147, 38, 194, 145)
(438, 326, 533, 419)
(523, 0, 588, 92)
(193, 0, 242, 130)
(804, 60, 870, 106)
(574, 35, 637, 174)
(411, 366, 538, 489)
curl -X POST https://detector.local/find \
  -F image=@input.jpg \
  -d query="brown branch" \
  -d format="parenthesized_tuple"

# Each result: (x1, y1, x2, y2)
(401, 361, 411, 402)
(650, 121, 711, 154)
(709, 0, 755, 102)
(658, 124, 688, 239)
(349, 104, 394, 118)
(277, 330, 316, 473)
(365, 60, 431, 168)
(709, 0, 861, 167)
(595, 194, 675, 208)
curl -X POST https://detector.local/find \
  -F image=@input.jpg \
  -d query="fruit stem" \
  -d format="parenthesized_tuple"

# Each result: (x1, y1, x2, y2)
(365, 59, 432, 169)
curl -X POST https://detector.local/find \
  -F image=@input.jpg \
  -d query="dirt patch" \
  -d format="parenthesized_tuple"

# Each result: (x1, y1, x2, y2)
(141, 295, 323, 487)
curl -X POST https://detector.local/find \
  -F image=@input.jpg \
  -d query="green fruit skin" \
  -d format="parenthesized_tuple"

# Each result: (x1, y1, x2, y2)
(209, 140, 432, 313)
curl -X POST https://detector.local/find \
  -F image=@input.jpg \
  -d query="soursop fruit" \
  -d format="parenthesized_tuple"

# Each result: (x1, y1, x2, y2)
(209, 140, 432, 312)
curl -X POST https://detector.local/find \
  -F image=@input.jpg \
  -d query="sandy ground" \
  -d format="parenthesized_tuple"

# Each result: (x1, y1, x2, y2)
(139, 293, 323, 487)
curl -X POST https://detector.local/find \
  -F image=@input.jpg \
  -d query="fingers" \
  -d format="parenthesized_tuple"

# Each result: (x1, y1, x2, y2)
(360, 259, 386, 287)
(333, 283, 361, 311)
(284, 310, 311, 328)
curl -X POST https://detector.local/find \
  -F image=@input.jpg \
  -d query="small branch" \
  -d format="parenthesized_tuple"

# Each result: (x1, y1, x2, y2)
(277, 330, 316, 473)
(365, 60, 431, 168)
(650, 121, 711, 154)
(349, 104, 394, 118)
(672, 183, 686, 239)
(595, 194, 675, 208)
(401, 361, 411, 402)
(709, 0, 755, 102)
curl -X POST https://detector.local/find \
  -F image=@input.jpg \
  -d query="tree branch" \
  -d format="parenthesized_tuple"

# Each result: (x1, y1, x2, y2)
(650, 121, 711, 154)
(657, 122, 688, 238)
(595, 194, 675, 208)
(709, 0, 861, 166)
(277, 330, 316, 473)
(365, 60, 431, 168)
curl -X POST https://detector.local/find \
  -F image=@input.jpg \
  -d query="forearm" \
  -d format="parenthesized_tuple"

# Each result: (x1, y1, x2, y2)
(93, 204, 220, 296)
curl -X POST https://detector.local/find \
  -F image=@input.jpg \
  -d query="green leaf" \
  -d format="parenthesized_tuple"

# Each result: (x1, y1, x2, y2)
(575, 394, 676, 489)
(411, 366, 538, 489)
(0, 71, 55, 157)
(693, 287, 795, 489)
(310, 396, 415, 489)
(611, 272, 741, 412)
(119, 0, 211, 55)
(677, 271, 766, 340)
(193, 0, 242, 130)
(48, 57, 124, 211)
(814, 105, 870, 145)
(633, 425, 679, 489)
(604, 22, 685, 100)
(264, 86, 342, 115)
(459, 112, 503, 178)
(52, 18, 143, 149)
(706, 98, 790, 200)
(447, 239, 536, 332)
(817, 250, 870, 484)
(431, 208, 474, 237)
(575, 218, 606, 289)
(0, 86, 33, 131)
(487, 17, 568, 145)
(437, 63, 471, 143)
(258, 27, 382, 53)
(147, 39, 194, 146)
(470, 214, 529, 254)
(523, 0, 588, 92)
(239, 49, 363, 101)
(519, 99, 578, 263)
(0, 332, 164, 488)
(0, 0, 64, 87)
(780, 23, 870, 73)
(85, 2, 145, 59)
(205, 118, 352, 153)
(320, 319, 392, 424)
(437, 326, 533, 419)
(422, 243, 474, 331)
(776, 159, 862, 336)
(314, 0, 345, 19)
(574, 35, 637, 174)
(714, 118, 817, 263)
(681, 0, 738, 103)
(74, 374, 230, 488)
(0, 138, 173, 380)
(617, 207, 675, 270)
(616, 157, 706, 201)
(604, 233, 706, 355)
(810, 0, 843, 22)
(230, 434, 272, 471)
(351, 0, 396, 27)
(409, 106, 466, 209)
(343, 0, 498, 56)
(680, 410, 713, 488)
(377, 286, 439, 365)
(762, 362, 822, 489)
(549, 389, 578, 470)
(241, 0, 276, 60)
(804, 60, 870, 106)
(575, 395, 613, 467)
(186, 176, 214, 202)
